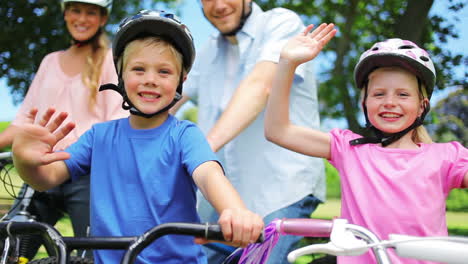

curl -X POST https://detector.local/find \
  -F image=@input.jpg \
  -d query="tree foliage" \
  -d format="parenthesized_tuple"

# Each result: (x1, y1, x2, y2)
(257, 0, 467, 133)
(0, 0, 179, 104)
(427, 89, 467, 145)
(1, 0, 466, 135)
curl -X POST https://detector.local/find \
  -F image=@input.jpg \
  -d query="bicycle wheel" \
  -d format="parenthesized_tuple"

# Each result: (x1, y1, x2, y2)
(28, 256, 93, 264)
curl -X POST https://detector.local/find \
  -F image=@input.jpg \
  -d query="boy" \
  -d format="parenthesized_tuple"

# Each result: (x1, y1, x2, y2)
(12, 10, 263, 264)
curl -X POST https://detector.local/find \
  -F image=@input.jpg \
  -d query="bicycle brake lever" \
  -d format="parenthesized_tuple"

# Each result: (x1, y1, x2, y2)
(287, 219, 369, 263)
(287, 242, 361, 263)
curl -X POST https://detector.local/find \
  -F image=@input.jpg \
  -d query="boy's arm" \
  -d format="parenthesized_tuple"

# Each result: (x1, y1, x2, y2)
(265, 24, 337, 159)
(193, 161, 263, 247)
(12, 108, 74, 191)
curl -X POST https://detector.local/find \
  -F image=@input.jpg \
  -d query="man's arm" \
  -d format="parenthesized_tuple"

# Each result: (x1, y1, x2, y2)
(169, 94, 192, 115)
(206, 61, 277, 152)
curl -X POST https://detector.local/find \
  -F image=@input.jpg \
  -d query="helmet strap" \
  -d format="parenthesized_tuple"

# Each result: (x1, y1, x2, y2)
(221, 0, 253, 37)
(99, 75, 184, 119)
(71, 27, 102, 47)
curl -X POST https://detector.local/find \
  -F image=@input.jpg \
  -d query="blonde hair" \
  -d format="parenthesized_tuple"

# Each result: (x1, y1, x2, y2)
(83, 32, 109, 111)
(364, 67, 433, 144)
(412, 84, 433, 144)
(118, 36, 185, 77)
(65, 3, 109, 111)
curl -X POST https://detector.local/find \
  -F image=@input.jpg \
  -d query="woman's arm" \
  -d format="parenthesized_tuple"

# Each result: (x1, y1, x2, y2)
(265, 23, 336, 159)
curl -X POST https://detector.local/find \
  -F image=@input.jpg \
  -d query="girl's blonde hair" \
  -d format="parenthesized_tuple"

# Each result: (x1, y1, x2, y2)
(118, 36, 185, 77)
(412, 84, 433, 144)
(363, 67, 433, 144)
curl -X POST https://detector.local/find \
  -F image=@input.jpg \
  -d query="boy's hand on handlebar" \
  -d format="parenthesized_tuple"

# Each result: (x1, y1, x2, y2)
(280, 23, 337, 66)
(12, 108, 75, 165)
(195, 208, 264, 248)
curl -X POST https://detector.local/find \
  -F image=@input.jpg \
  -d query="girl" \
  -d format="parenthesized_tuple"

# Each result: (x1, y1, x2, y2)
(265, 23, 468, 264)
(0, 0, 127, 259)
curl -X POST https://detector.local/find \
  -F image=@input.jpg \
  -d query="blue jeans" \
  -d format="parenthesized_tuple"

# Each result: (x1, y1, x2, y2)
(204, 194, 322, 264)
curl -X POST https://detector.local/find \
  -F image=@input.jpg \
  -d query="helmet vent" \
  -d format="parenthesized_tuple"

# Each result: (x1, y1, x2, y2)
(420, 56, 429, 62)
(398, 45, 414, 49)
(371, 47, 379, 51)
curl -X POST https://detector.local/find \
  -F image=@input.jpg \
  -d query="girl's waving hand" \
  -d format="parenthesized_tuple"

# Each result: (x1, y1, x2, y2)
(280, 23, 337, 66)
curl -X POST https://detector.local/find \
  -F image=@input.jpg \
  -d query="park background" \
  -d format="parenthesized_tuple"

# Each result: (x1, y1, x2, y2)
(0, 0, 467, 262)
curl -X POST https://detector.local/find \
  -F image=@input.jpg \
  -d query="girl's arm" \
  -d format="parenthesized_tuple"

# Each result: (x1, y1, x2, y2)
(265, 23, 337, 159)
(193, 161, 263, 247)
(12, 108, 74, 191)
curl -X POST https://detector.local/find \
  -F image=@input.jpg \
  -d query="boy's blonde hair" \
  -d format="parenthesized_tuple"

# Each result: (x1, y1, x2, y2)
(117, 36, 185, 77)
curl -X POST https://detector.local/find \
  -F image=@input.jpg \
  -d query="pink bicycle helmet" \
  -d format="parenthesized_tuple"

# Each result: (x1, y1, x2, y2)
(354, 38, 436, 99)
(350, 39, 436, 146)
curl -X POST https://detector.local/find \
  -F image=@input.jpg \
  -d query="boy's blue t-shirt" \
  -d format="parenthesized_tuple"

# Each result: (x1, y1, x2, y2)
(64, 115, 219, 264)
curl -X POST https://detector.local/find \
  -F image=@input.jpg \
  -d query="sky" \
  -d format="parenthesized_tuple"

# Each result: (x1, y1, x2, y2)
(0, 1, 466, 122)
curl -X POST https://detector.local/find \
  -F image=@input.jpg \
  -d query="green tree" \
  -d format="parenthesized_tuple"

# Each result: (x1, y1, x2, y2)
(428, 89, 467, 145)
(0, 0, 179, 104)
(2, 0, 466, 134)
(257, 0, 467, 133)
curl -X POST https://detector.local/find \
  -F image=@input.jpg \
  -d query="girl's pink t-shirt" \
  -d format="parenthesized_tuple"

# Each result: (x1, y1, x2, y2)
(329, 129, 467, 264)
(12, 50, 128, 150)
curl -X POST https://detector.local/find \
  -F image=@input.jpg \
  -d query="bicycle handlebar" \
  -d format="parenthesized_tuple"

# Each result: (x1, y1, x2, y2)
(390, 234, 468, 264)
(0, 221, 264, 264)
(122, 222, 264, 264)
(282, 218, 468, 264)
(0, 152, 11, 160)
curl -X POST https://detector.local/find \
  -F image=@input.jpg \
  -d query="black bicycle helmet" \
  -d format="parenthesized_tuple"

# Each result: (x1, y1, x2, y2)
(100, 10, 196, 118)
(350, 38, 436, 146)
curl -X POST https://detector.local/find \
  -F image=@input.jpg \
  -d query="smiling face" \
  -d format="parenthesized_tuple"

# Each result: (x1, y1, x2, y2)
(121, 37, 183, 126)
(201, 0, 250, 35)
(64, 2, 107, 42)
(365, 67, 427, 135)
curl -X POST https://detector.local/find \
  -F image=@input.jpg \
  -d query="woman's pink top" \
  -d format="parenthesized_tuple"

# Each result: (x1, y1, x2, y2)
(13, 50, 128, 150)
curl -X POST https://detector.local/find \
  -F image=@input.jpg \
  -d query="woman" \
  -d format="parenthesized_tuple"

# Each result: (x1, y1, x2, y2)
(0, 0, 127, 260)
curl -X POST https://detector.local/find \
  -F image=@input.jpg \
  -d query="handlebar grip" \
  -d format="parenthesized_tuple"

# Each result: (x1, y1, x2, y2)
(277, 218, 333, 237)
(0, 152, 12, 159)
(205, 224, 265, 243)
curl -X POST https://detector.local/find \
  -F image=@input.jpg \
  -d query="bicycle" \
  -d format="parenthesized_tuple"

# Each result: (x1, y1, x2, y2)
(1, 219, 264, 264)
(0, 152, 93, 264)
(273, 218, 468, 264)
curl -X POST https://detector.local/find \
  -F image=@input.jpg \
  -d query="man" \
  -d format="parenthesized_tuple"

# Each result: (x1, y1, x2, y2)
(173, 1, 326, 262)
